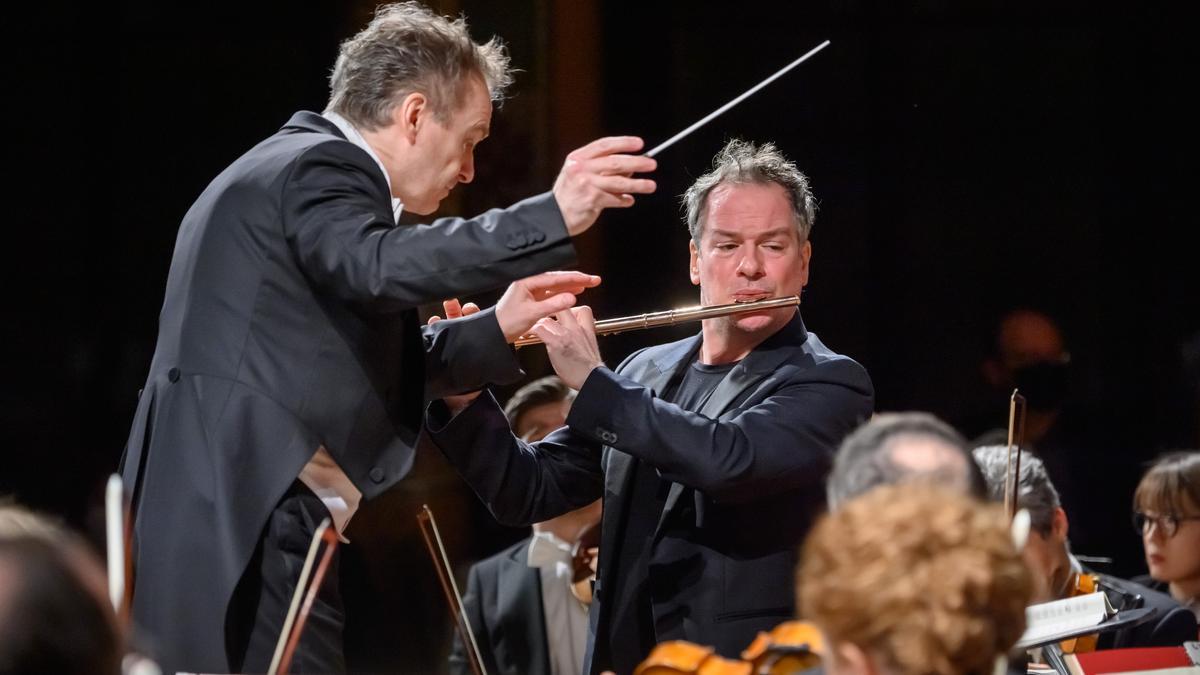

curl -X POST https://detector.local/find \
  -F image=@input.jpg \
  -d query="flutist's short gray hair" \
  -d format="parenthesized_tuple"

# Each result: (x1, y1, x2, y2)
(326, 2, 513, 130)
(682, 139, 816, 245)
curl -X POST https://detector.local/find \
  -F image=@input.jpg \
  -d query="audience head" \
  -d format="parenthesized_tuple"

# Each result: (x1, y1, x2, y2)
(799, 484, 1031, 675)
(827, 412, 987, 511)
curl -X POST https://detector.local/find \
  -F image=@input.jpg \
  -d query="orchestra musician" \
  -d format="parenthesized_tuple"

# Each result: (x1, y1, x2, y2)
(972, 446, 1197, 647)
(824, 411, 988, 511)
(117, 2, 656, 672)
(1132, 451, 1200, 626)
(798, 483, 1032, 675)
(427, 139, 874, 674)
(449, 376, 602, 675)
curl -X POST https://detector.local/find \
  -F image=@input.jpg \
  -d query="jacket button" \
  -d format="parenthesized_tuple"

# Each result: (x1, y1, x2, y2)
(369, 467, 385, 484)
(531, 230, 546, 244)
(167, 368, 181, 383)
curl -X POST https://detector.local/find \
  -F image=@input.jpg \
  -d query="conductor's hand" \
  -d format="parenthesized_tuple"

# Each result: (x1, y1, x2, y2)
(553, 136, 657, 236)
(428, 299, 483, 414)
(496, 271, 602, 344)
(530, 306, 604, 391)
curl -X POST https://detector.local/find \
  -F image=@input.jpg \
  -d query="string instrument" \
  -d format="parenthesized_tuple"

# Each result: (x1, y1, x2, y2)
(633, 621, 824, 675)
(417, 504, 489, 675)
(1058, 571, 1102, 654)
(269, 518, 339, 675)
(570, 522, 602, 606)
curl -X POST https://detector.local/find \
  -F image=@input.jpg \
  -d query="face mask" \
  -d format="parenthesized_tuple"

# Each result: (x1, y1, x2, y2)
(1012, 360, 1070, 412)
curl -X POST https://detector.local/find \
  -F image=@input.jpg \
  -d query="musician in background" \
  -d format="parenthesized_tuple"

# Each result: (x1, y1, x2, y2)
(1132, 451, 1200, 625)
(449, 376, 602, 675)
(428, 139, 873, 673)
(0, 505, 123, 675)
(798, 484, 1031, 675)
(825, 412, 987, 511)
(972, 446, 1197, 647)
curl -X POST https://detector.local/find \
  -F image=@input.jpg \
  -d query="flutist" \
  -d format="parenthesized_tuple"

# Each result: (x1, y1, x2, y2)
(426, 140, 874, 674)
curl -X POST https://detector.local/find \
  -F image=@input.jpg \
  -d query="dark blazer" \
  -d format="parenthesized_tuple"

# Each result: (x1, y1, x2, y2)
(449, 538, 551, 675)
(429, 314, 874, 674)
(119, 111, 575, 672)
(1099, 574, 1198, 647)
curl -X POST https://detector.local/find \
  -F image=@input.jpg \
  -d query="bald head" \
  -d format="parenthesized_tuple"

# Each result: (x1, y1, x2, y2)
(827, 413, 987, 511)
(995, 309, 1066, 370)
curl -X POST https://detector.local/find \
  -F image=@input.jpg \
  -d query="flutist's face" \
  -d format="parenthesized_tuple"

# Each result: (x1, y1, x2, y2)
(690, 182, 811, 335)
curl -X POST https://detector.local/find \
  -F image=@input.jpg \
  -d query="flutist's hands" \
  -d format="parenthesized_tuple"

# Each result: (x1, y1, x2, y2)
(530, 306, 604, 390)
(496, 271, 601, 343)
(553, 136, 657, 236)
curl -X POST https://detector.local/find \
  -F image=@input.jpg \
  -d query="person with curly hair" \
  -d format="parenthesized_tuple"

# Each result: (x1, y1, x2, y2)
(798, 484, 1032, 675)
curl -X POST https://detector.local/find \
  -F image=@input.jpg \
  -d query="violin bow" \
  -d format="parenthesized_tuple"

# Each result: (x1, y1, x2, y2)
(1004, 389, 1028, 521)
(417, 504, 488, 675)
(104, 474, 133, 627)
(269, 517, 339, 675)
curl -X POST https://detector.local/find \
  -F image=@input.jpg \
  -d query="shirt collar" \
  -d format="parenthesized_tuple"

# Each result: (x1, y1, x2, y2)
(527, 530, 575, 570)
(321, 111, 404, 223)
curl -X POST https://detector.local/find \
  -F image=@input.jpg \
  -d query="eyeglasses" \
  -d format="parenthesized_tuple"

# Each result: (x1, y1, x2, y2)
(1132, 511, 1200, 538)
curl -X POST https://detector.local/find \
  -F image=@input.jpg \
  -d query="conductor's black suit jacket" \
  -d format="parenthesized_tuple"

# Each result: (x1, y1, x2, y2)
(429, 314, 874, 674)
(119, 112, 575, 672)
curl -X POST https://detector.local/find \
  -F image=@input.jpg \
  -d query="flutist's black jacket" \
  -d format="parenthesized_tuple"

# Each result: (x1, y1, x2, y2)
(428, 313, 874, 674)
(119, 112, 574, 673)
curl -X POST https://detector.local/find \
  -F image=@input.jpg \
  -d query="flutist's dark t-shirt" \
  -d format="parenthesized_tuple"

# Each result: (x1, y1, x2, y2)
(602, 359, 736, 674)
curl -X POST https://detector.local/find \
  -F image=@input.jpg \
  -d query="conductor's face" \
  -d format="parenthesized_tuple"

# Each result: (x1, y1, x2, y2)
(400, 75, 493, 215)
(689, 182, 811, 336)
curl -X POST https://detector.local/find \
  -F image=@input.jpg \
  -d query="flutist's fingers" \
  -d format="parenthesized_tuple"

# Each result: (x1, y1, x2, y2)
(535, 306, 603, 390)
(554, 136, 657, 237)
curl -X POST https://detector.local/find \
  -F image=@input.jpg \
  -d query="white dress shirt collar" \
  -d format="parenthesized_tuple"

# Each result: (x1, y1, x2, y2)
(321, 111, 404, 224)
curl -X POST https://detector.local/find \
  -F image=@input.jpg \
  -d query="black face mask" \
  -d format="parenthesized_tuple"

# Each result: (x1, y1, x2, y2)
(1012, 360, 1070, 412)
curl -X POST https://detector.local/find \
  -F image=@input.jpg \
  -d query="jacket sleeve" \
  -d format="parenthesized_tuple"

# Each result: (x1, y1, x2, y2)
(426, 392, 605, 527)
(565, 357, 874, 502)
(423, 307, 524, 400)
(281, 140, 576, 312)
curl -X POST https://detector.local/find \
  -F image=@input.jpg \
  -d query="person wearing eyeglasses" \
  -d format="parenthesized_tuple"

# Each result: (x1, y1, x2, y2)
(973, 446, 1197, 648)
(1132, 451, 1200, 628)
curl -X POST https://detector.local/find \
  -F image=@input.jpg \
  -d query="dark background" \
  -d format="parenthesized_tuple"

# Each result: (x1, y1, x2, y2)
(5, 1, 1198, 672)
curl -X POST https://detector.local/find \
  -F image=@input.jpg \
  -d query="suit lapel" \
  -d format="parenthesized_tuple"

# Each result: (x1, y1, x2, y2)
(654, 313, 808, 534)
(595, 337, 699, 632)
(497, 544, 550, 675)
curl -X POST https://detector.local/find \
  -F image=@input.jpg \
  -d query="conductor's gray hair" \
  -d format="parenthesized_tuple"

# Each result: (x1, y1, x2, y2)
(326, 2, 513, 130)
(681, 139, 816, 245)
(972, 445, 1062, 536)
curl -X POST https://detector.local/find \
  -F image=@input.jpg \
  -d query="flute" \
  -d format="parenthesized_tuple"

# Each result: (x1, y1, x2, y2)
(513, 295, 800, 348)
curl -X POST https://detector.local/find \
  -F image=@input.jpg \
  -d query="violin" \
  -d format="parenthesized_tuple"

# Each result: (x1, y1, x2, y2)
(571, 522, 601, 605)
(633, 621, 824, 675)
(1058, 571, 1101, 654)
